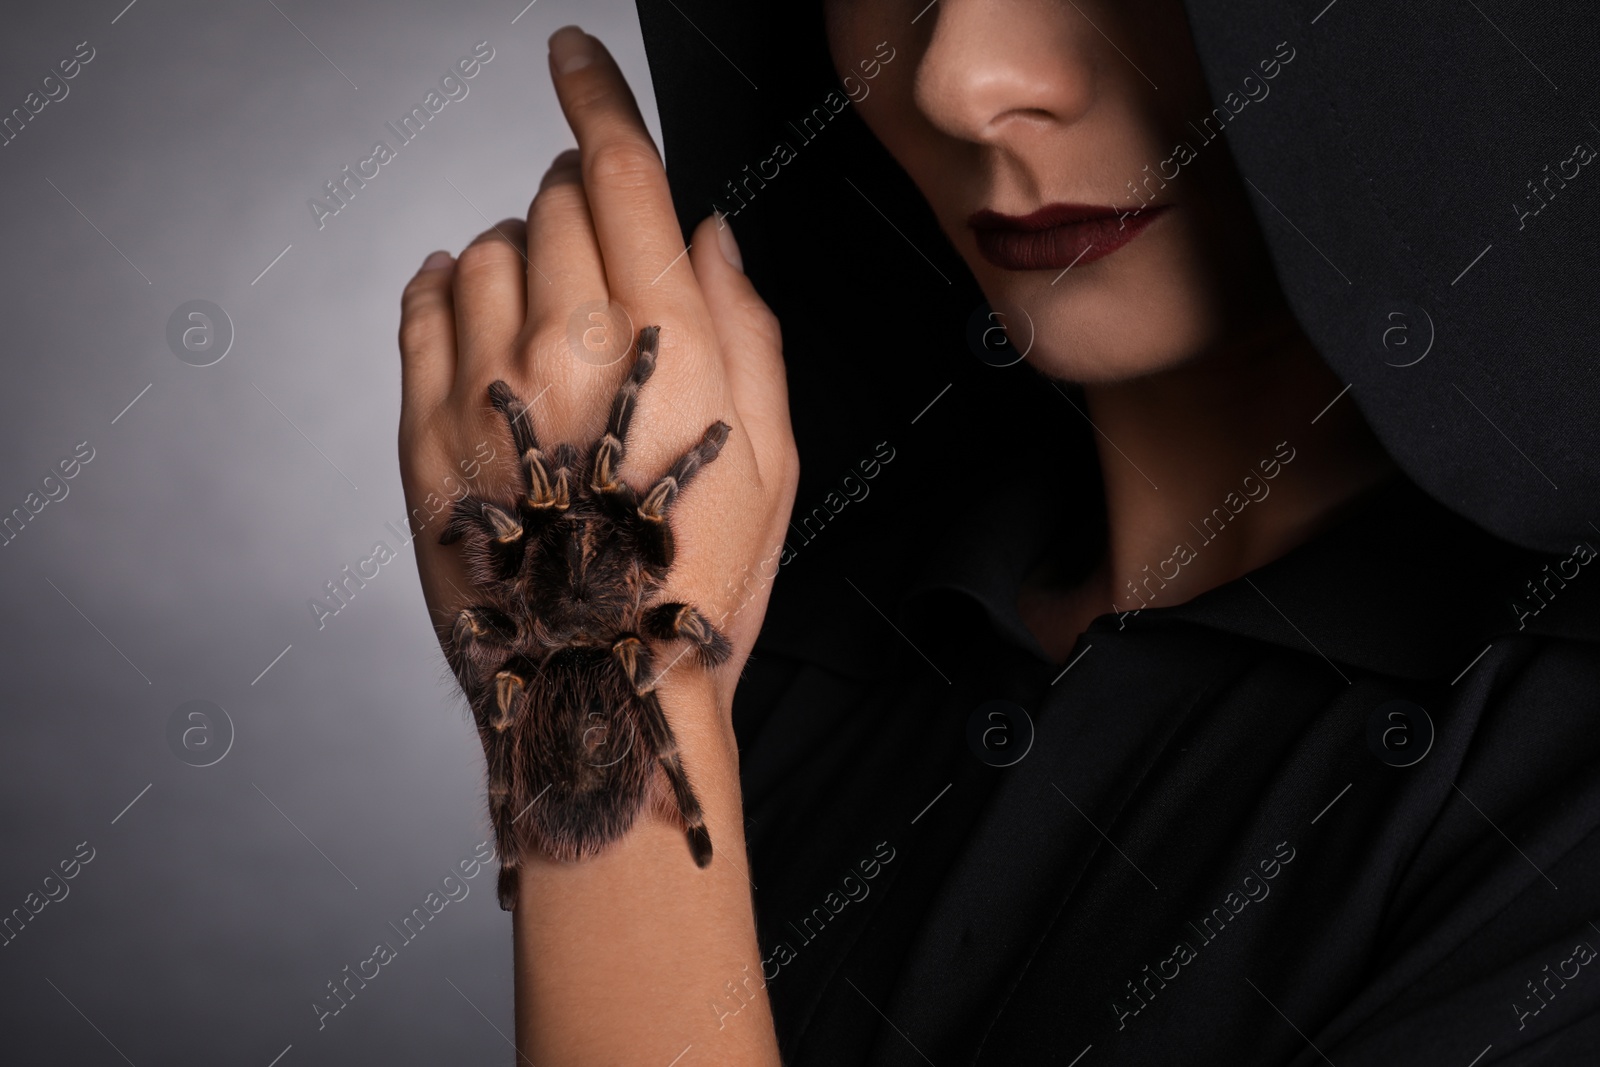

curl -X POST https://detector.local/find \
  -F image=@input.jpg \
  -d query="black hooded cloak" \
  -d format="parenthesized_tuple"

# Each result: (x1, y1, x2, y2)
(633, 2, 1600, 1063)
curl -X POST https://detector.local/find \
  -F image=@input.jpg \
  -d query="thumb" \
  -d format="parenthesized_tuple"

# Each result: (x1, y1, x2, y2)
(688, 213, 792, 466)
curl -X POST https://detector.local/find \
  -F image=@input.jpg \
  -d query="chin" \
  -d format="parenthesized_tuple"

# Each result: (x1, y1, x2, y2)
(961, 209, 1233, 384)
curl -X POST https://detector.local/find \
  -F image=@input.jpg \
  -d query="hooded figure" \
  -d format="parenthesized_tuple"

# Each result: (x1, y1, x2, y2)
(635, 1, 1600, 1062)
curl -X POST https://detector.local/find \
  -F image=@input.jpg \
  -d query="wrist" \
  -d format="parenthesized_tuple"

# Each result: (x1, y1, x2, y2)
(656, 665, 743, 796)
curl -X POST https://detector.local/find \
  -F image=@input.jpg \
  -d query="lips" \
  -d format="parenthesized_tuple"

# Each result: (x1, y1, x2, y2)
(969, 203, 1170, 272)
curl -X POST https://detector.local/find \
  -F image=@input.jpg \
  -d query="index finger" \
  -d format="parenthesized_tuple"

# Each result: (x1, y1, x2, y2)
(546, 27, 712, 332)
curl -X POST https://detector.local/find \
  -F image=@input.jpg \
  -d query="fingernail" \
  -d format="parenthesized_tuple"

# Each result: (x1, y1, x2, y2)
(419, 250, 453, 272)
(716, 216, 743, 272)
(549, 26, 593, 74)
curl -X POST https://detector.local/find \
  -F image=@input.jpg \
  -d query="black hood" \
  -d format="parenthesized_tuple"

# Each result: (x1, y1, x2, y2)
(634, 0, 1600, 557)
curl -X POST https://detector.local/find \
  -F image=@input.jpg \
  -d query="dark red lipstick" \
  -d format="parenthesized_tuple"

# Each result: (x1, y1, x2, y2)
(969, 203, 1170, 272)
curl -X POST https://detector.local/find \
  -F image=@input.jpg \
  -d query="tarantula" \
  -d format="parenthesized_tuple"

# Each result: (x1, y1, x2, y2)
(439, 325, 732, 910)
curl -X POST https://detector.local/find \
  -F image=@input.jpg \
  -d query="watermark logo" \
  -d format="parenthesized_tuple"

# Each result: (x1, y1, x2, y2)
(966, 303, 1033, 367)
(1368, 299, 1434, 368)
(166, 300, 233, 367)
(0, 39, 96, 151)
(565, 300, 635, 368)
(166, 699, 234, 768)
(309, 41, 496, 231)
(967, 699, 1035, 767)
(581, 702, 637, 770)
(1366, 699, 1433, 768)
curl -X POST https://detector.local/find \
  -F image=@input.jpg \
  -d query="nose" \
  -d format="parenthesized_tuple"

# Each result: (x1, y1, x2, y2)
(913, 0, 1096, 144)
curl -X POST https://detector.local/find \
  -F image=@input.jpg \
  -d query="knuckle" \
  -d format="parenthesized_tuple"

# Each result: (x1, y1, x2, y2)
(585, 138, 662, 189)
(762, 456, 799, 511)
(518, 328, 559, 366)
(529, 179, 586, 223)
(748, 303, 783, 347)
(564, 79, 624, 122)
(483, 220, 525, 253)
(454, 241, 506, 275)
(401, 269, 445, 306)
(398, 311, 448, 355)
(399, 282, 448, 332)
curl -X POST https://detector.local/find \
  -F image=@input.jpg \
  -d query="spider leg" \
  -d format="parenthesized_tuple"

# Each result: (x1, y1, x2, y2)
(642, 602, 732, 669)
(636, 421, 731, 566)
(628, 682, 714, 869)
(607, 326, 660, 442)
(439, 497, 531, 583)
(641, 421, 731, 514)
(445, 604, 519, 686)
(611, 635, 711, 863)
(588, 326, 660, 504)
(485, 666, 532, 911)
(439, 496, 525, 546)
(612, 634, 657, 695)
(659, 742, 714, 868)
(546, 443, 579, 512)
(488, 379, 539, 454)
(588, 327, 662, 515)
(487, 380, 568, 513)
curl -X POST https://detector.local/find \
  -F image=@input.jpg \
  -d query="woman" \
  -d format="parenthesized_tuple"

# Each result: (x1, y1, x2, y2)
(397, 2, 1600, 1063)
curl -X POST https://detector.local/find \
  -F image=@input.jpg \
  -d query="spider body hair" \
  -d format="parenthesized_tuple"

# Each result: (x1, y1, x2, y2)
(440, 326, 732, 910)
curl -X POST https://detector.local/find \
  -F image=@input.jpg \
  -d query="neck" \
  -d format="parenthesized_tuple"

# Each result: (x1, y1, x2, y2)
(1020, 311, 1395, 660)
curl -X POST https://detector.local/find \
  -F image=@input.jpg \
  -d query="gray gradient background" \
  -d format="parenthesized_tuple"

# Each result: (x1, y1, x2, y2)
(0, 1, 659, 1062)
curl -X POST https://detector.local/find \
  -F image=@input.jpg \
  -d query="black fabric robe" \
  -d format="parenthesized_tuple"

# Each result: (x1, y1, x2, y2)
(633, 2, 1600, 1062)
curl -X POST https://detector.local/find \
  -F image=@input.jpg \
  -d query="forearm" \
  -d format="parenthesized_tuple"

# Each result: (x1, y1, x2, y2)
(512, 671, 780, 1065)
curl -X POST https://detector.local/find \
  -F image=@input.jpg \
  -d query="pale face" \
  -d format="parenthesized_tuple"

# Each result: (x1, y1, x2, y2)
(825, 0, 1291, 381)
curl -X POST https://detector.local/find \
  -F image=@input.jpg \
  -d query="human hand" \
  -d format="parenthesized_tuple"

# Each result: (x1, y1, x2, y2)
(395, 25, 796, 899)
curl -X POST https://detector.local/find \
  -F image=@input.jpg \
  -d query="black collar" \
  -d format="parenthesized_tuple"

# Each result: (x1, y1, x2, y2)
(755, 468, 1600, 684)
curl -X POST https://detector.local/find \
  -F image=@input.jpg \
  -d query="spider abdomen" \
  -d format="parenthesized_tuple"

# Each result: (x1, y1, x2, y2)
(512, 650, 656, 859)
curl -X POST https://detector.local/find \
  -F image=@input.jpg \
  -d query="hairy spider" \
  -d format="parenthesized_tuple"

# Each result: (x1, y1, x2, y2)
(439, 325, 732, 910)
